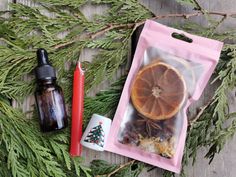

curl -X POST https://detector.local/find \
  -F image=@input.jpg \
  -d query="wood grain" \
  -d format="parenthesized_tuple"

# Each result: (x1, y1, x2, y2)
(3, 0, 236, 176)
(0, 0, 10, 10)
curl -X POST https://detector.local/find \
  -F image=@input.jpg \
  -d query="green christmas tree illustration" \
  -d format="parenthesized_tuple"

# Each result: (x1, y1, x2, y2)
(84, 122, 105, 147)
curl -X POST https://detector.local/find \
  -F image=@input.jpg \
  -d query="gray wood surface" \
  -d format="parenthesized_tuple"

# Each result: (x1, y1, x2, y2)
(2, 0, 236, 177)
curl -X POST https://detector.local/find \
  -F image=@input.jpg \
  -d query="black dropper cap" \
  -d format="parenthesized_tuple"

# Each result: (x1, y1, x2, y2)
(35, 48, 56, 81)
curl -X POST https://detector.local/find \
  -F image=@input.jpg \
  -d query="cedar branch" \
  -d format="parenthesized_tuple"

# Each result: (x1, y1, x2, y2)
(54, 11, 236, 49)
(95, 160, 136, 177)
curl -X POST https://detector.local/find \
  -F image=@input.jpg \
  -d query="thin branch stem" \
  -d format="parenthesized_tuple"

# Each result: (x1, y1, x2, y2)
(208, 15, 228, 36)
(90, 23, 134, 39)
(188, 99, 213, 127)
(95, 160, 135, 177)
(107, 160, 135, 177)
(192, 0, 205, 13)
(0, 38, 25, 52)
(54, 11, 236, 49)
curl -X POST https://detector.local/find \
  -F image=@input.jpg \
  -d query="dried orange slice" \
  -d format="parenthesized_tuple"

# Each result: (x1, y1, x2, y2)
(131, 62, 186, 120)
(155, 57, 196, 96)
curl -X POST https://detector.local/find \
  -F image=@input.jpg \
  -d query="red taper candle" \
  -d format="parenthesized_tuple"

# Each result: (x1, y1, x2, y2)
(70, 62, 84, 156)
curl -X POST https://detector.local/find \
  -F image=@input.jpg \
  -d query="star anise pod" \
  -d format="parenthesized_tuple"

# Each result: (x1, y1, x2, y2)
(136, 114, 162, 137)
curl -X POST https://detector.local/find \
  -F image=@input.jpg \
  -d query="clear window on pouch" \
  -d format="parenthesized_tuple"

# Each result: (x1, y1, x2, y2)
(117, 47, 204, 158)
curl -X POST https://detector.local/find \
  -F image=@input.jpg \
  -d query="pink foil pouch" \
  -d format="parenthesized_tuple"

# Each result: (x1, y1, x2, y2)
(105, 20, 223, 173)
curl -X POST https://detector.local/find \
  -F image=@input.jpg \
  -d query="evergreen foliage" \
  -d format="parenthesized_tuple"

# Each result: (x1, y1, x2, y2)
(0, 0, 235, 176)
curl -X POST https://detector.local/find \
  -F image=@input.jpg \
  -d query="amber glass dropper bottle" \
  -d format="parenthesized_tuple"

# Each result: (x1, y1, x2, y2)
(34, 48, 68, 132)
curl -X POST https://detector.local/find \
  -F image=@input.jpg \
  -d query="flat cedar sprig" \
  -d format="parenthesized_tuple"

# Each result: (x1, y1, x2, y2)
(0, 0, 236, 177)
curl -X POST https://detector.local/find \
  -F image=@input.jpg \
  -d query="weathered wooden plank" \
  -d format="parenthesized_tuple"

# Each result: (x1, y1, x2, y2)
(79, 2, 129, 166)
(0, 0, 11, 10)
(11, 0, 36, 115)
